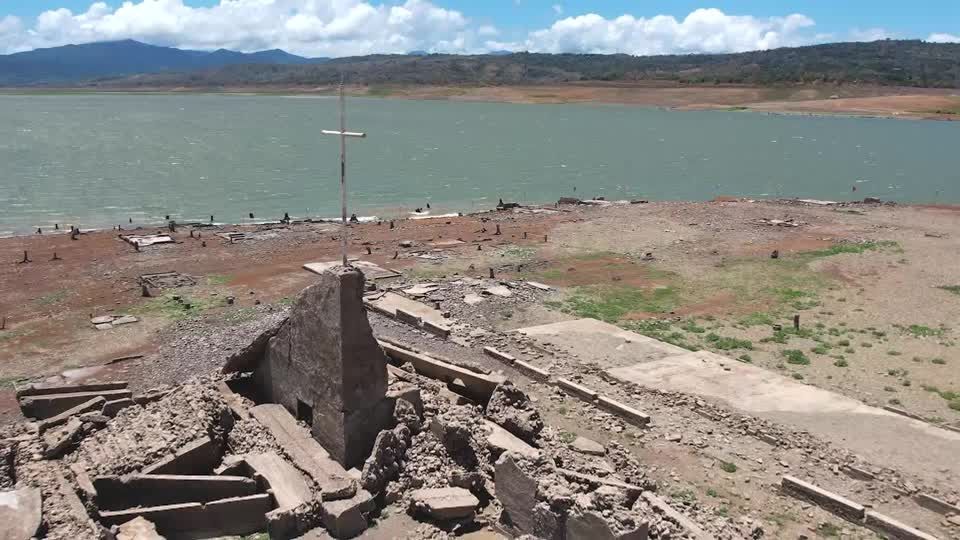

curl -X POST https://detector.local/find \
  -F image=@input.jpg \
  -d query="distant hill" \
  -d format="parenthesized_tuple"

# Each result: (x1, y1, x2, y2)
(2, 39, 959, 88)
(100, 40, 960, 89)
(0, 40, 327, 85)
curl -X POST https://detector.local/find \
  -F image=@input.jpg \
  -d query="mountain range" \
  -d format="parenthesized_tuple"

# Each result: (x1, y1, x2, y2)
(1, 39, 959, 88)
(0, 39, 327, 85)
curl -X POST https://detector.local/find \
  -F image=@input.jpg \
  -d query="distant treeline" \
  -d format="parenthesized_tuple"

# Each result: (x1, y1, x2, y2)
(104, 40, 960, 89)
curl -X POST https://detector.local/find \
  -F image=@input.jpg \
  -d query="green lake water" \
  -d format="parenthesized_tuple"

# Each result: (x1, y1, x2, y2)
(1, 93, 958, 236)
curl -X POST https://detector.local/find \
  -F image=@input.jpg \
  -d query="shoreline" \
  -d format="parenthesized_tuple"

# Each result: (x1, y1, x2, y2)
(3, 83, 958, 121)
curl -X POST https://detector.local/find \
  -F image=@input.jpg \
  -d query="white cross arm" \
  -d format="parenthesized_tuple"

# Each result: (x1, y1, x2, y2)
(322, 130, 367, 138)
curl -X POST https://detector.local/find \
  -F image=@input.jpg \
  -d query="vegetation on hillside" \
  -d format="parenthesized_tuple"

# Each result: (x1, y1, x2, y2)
(97, 40, 960, 89)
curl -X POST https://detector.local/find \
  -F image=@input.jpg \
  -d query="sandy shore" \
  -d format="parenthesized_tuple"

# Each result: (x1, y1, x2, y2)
(7, 83, 960, 120)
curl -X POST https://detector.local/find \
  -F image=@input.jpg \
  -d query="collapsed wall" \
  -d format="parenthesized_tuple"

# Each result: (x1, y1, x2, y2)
(251, 266, 391, 469)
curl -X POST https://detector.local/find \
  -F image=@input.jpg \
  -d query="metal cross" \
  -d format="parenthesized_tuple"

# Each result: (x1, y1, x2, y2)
(322, 81, 366, 266)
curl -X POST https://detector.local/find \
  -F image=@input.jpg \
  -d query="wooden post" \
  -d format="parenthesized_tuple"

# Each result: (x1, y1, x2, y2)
(793, 314, 800, 331)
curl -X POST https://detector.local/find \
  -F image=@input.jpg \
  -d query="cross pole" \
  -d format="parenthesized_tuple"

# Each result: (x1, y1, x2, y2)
(321, 81, 366, 266)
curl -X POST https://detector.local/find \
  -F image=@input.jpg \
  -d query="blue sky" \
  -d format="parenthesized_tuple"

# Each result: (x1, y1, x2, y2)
(1, 1, 957, 56)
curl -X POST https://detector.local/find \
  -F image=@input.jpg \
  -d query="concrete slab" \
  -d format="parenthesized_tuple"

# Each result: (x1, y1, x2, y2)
(304, 260, 400, 280)
(37, 396, 106, 434)
(483, 420, 540, 459)
(142, 436, 220, 476)
(379, 341, 501, 401)
(515, 318, 689, 369)
(250, 404, 356, 500)
(410, 487, 478, 520)
(609, 350, 960, 479)
(116, 516, 165, 540)
(100, 493, 271, 538)
(244, 452, 313, 510)
(19, 388, 133, 419)
(0, 488, 42, 540)
(366, 292, 448, 328)
(94, 474, 258, 510)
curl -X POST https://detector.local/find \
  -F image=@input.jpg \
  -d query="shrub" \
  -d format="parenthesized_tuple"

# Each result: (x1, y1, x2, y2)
(783, 350, 810, 365)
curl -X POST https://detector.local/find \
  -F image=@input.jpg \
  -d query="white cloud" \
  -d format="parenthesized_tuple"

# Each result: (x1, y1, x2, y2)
(512, 8, 817, 55)
(928, 33, 960, 43)
(0, 3, 912, 58)
(0, 0, 480, 57)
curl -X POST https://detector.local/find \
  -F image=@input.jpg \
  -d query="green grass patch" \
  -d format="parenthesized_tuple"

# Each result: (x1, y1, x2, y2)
(815, 522, 842, 538)
(719, 461, 738, 473)
(739, 312, 774, 326)
(705, 333, 753, 351)
(131, 293, 222, 320)
(811, 344, 830, 355)
(558, 431, 576, 444)
(205, 274, 231, 285)
(557, 285, 679, 322)
(799, 240, 901, 259)
(35, 289, 69, 306)
(681, 321, 706, 333)
(737, 354, 753, 363)
(905, 324, 944, 338)
(670, 489, 697, 504)
(706, 488, 719, 497)
(939, 285, 960, 296)
(833, 359, 849, 367)
(783, 349, 810, 365)
(0, 376, 30, 389)
(932, 357, 947, 365)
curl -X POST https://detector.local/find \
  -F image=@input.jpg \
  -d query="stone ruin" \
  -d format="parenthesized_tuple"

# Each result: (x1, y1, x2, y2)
(0, 264, 754, 539)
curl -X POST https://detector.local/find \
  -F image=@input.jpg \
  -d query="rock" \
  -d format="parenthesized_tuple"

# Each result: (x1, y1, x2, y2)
(485, 382, 543, 444)
(322, 489, 375, 539)
(399, 240, 414, 248)
(393, 398, 421, 433)
(360, 425, 410, 495)
(410, 487, 479, 521)
(484, 421, 540, 459)
(43, 417, 83, 459)
(116, 516, 166, 540)
(665, 433, 682, 442)
(484, 285, 513, 298)
(112, 315, 139, 326)
(0, 488, 42, 540)
(463, 293, 485, 306)
(567, 508, 647, 540)
(571, 436, 606, 456)
(91, 315, 115, 325)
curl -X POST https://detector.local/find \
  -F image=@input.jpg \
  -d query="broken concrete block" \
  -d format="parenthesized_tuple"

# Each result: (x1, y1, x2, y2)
(95, 323, 114, 330)
(914, 492, 960, 515)
(865, 510, 939, 540)
(0, 488, 42, 540)
(486, 382, 543, 444)
(395, 308, 423, 327)
(115, 516, 166, 540)
(43, 417, 83, 459)
(495, 454, 539, 533)
(37, 396, 106, 434)
(422, 319, 452, 338)
(15, 381, 129, 399)
(91, 315, 115, 325)
(99, 494, 271, 538)
(485, 285, 513, 297)
(484, 420, 540, 459)
(379, 340, 500, 401)
(483, 346, 516, 364)
(133, 388, 172, 406)
(781, 475, 865, 521)
(69, 463, 97, 502)
(251, 404, 357, 501)
(556, 378, 598, 402)
(255, 267, 390, 469)
(94, 474, 258, 510)
(566, 508, 648, 540)
(596, 395, 651, 426)
(410, 487, 479, 521)
(639, 491, 710, 540)
(360, 427, 410, 495)
(102, 398, 136, 418)
(321, 488, 374, 539)
(514, 359, 550, 381)
(463, 293, 485, 305)
(141, 436, 220, 476)
(112, 315, 139, 326)
(570, 436, 606, 456)
(19, 388, 132, 419)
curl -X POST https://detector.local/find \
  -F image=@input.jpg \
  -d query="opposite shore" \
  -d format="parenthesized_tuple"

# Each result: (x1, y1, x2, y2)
(3, 82, 959, 121)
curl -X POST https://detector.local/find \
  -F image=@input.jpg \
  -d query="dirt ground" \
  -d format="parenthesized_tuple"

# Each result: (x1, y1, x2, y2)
(26, 83, 960, 120)
(3, 198, 960, 538)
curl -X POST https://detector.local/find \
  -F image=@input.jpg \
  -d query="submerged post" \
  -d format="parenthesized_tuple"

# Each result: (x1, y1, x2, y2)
(322, 80, 367, 266)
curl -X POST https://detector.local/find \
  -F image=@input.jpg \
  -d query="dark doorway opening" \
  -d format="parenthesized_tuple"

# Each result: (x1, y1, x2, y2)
(297, 399, 313, 426)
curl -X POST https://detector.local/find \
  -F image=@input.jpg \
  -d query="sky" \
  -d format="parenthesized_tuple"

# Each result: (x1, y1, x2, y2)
(0, 1, 957, 57)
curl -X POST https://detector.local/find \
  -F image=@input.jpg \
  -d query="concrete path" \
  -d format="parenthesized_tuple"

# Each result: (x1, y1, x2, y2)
(517, 318, 960, 481)
(366, 292, 448, 328)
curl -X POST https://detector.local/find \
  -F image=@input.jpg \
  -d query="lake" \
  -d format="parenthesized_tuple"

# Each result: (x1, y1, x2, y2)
(1, 93, 957, 236)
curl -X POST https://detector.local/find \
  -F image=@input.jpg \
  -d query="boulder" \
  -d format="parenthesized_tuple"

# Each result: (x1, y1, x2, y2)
(409, 487, 479, 521)
(0, 488, 42, 540)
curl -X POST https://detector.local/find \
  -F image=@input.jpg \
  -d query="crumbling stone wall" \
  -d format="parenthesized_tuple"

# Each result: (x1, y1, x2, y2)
(254, 266, 390, 468)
